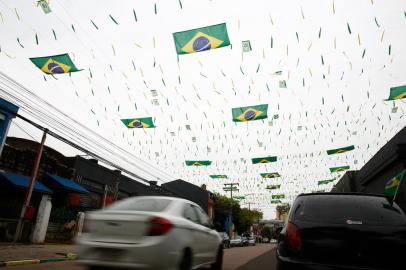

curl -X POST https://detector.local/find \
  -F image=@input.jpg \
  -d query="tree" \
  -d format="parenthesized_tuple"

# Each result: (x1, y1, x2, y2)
(261, 226, 277, 240)
(212, 193, 263, 235)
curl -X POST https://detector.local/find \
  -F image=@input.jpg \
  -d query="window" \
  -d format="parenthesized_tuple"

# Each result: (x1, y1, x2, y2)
(194, 205, 211, 227)
(293, 195, 406, 226)
(183, 204, 200, 223)
(108, 198, 170, 212)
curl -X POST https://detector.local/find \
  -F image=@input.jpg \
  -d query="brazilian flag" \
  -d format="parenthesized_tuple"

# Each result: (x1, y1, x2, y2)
(29, 53, 81, 75)
(232, 104, 268, 122)
(173, 23, 230, 55)
(272, 194, 285, 199)
(329, 165, 350, 173)
(271, 200, 282, 204)
(261, 172, 280, 178)
(121, 117, 155, 128)
(210, 175, 227, 179)
(386, 85, 406, 100)
(384, 170, 405, 197)
(327, 145, 355, 155)
(252, 156, 277, 164)
(185, 160, 212, 166)
(266, 184, 281, 190)
(318, 178, 336, 185)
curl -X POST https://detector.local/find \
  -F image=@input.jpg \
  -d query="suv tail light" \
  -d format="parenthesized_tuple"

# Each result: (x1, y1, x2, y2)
(148, 217, 173, 236)
(287, 222, 302, 252)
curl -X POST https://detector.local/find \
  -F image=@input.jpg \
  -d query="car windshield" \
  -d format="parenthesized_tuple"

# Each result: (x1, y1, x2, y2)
(293, 195, 406, 226)
(107, 198, 171, 212)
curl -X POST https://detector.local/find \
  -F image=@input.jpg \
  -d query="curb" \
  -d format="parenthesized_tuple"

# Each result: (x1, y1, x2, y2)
(0, 253, 76, 267)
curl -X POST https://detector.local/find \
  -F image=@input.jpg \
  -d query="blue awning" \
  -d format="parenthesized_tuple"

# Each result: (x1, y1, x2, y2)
(44, 173, 88, 194)
(0, 172, 52, 194)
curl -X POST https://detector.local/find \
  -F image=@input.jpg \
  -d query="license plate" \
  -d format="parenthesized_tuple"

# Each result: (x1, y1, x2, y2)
(96, 248, 123, 260)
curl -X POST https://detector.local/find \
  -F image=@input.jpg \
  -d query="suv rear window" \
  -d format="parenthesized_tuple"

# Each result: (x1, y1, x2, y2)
(291, 194, 406, 226)
(108, 198, 170, 212)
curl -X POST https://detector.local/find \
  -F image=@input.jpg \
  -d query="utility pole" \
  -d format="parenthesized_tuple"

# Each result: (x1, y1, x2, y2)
(14, 129, 48, 242)
(223, 183, 239, 237)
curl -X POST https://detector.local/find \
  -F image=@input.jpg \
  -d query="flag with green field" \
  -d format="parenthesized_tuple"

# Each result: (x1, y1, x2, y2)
(30, 53, 81, 75)
(384, 170, 405, 197)
(210, 175, 227, 179)
(232, 104, 268, 122)
(261, 172, 280, 178)
(329, 165, 350, 173)
(386, 85, 406, 100)
(173, 23, 230, 55)
(185, 160, 212, 166)
(252, 156, 277, 164)
(326, 145, 355, 155)
(318, 178, 336, 185)
(272, 194, 285, 199)
(121, 117, 155, 128)
(266, 185, 281, 190)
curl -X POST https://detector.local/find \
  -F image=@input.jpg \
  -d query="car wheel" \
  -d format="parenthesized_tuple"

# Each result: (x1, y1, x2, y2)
(179, 248, 192, 270)
(210, 246, 223, 270)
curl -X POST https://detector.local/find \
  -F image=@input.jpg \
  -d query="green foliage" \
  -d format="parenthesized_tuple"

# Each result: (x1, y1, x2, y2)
(261, 226, 277, 239)
(212, 193, 263, 234)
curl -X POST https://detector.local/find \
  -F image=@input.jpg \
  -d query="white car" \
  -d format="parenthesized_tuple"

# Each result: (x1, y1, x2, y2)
(76, 196, 223, 270)
(229, 236, 243, 247)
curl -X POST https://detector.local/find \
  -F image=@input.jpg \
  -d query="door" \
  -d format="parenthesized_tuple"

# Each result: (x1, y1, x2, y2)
(193, 205, 219, 262)
(182, 203, 206, 266)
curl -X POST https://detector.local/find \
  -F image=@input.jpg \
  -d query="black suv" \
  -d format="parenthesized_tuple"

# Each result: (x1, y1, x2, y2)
(277, 193, 406, 270)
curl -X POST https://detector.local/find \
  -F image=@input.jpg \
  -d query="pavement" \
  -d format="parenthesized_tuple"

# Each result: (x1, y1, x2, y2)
(0, 244, 76, 267)
(0, 243, 276, 270)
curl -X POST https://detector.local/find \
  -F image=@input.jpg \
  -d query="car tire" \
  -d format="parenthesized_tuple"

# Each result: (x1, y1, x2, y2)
(210, 246, 223, 270)
(179, 248, 192, 270)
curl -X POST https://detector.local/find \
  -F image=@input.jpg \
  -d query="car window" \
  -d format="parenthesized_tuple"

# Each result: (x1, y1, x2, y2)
(183, 203, 200, 223)
(194, 205, 211, 227)
(107, 198, 170, 212)
(293, 195, 406, 226)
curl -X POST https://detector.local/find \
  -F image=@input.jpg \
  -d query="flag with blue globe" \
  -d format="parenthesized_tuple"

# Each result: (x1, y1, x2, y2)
(30, 53, 81, 75)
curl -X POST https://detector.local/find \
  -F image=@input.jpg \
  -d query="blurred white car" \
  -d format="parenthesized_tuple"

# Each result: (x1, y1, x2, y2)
(76, 196, 223, 270)
(230, 236, 244, 247)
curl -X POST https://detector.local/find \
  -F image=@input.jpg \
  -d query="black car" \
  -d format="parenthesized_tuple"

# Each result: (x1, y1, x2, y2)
(276, 193, 406, 270)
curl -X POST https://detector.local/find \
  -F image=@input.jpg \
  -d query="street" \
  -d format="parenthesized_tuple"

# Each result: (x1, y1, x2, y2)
(2, 244, 276, 270)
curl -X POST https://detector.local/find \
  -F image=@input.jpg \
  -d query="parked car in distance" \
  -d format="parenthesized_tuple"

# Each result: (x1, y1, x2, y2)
(262, 237, 269, 243)
(276, 193, 406, 270)
(218, 232, 230, 248)
(247, 237, 256, 246)
(76, 196, 223, 270)
(230, 236, 244, 247)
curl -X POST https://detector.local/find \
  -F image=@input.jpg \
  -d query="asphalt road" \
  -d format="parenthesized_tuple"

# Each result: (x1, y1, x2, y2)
(3, 244, 276, 270)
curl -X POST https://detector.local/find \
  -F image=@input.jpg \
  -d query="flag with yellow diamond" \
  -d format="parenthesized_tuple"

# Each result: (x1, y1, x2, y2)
(29, 53, 81, 75)
(261, 173, 281, 178)
(232, 104, 268, 122)
(173, 23, 230, 55)
(266, 184, 281, 190)
(252, 156, 277, 164)
(210, 175, 228, 179)
(329, 165, 350, 173)
(384, 170, 405, 197)
(327, 145, 355, 155)
(185, 160, 212, 166)
(121, 117, 155, 128)
(272, 194, 285, 199)
(386, 85, 406, 100)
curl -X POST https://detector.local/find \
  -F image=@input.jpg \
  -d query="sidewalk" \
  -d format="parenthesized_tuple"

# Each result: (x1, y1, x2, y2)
(0, 244, 76, 264)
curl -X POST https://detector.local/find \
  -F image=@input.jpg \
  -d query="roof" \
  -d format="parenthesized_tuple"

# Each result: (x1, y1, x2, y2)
(44, 173, 88, 194)
(0, 172, 52, 194)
